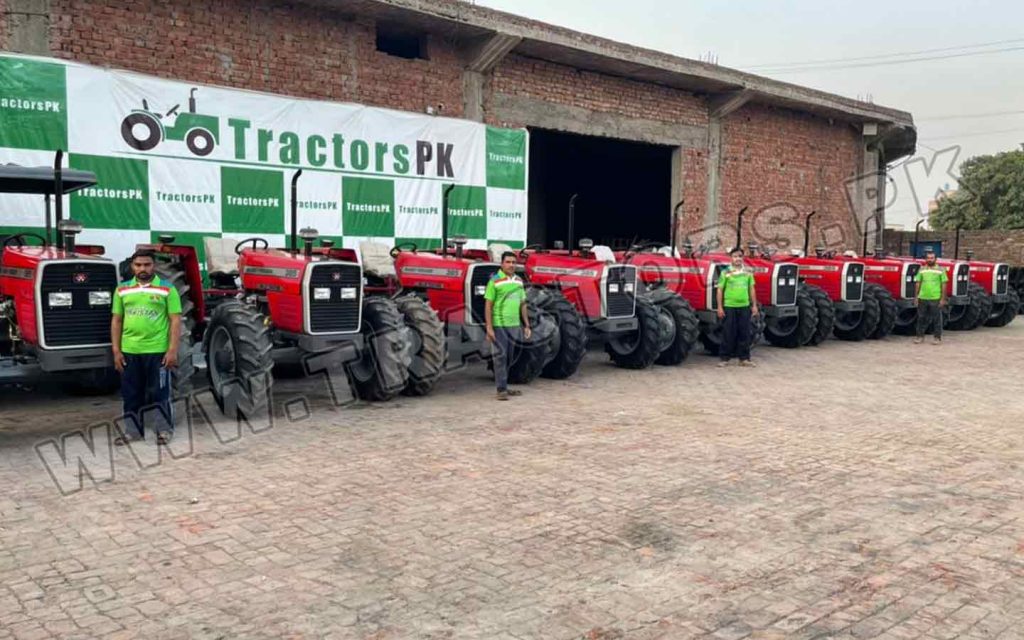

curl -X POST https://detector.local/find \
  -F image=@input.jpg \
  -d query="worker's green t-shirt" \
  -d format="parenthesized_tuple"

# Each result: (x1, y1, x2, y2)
(915, 266, 948, 301)
(484, 272, 525, 327)
(111, 276, 182, 354)
(717, 267, 755, 308)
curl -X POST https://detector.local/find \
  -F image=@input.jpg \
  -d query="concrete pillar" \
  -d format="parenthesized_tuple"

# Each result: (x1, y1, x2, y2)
(703, 89, 754, 242)
(460, 33, 521, 122)
(5, 0, 50, 55)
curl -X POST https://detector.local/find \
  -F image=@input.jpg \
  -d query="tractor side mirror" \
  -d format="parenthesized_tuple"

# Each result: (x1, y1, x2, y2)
(57, 219, 83, 253)
(299, 227, 319, 258)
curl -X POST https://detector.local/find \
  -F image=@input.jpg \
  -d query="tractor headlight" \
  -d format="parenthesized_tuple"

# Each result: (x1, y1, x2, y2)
(314, 287, 331, 301)
(624, 282, 635, 293)
(48, 292, 73, 308)
(88, 291, 111, 306)
(608, 283, 620, 293)
(474, 285, 487, 296)
(788, 278, 796, 286)
(340, 287, 357, 300)
(856, 276, 863, 283)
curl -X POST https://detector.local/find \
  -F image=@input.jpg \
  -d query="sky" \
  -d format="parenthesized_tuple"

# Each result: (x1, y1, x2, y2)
(474, 0, 1024, 229)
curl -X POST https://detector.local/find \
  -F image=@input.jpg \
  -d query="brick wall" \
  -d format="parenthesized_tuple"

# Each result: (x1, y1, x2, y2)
(0, 0, 6, 50)
(884, 230, 1024, 265)
(48, 0, 465, 116)
(719, 104, 863, 254)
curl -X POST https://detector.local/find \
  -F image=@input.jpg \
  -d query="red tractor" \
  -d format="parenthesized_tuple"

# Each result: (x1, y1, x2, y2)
(125, 171, 421, 415)
(0, 152, 126, 392)
(951, 228, 1019, 328)
(898, 222, 980, 332)
(519, 198, 698, 370)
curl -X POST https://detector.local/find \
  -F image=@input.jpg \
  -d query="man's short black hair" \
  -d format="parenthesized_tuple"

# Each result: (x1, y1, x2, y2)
(501, 251, 517, 262)
(925, 250, 936, 257)
(730, 247, 744, 257)
(131, 249, 156, 262)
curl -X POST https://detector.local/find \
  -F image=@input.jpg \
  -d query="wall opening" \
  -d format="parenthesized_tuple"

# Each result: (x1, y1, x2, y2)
(375, 24, 428, 60)
(527, 128, 673, 250)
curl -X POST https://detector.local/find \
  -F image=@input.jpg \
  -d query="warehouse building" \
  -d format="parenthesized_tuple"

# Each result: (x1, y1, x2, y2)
(1, 0, 916, 253)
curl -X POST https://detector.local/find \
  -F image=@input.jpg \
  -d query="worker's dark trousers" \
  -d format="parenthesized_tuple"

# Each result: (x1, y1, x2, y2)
(917, 299, 943, 339)
(491, 327, 522, 392)
(721, 306, 752, 361)
(121, 353, 174, 438)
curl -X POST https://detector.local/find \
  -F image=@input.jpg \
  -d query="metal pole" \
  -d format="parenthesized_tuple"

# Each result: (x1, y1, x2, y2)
(54, 150, 64, 250)
(954, 224, 962, 260)
(671, 199, 684, 256)
(568, 193, 579, 250)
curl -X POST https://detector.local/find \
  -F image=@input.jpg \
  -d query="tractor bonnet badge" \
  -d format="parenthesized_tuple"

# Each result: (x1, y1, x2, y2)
(73, 272, 88, 284)
(331, 271, 342, 281)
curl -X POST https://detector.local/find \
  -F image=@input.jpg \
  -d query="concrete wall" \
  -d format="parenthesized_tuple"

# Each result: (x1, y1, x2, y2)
(884, 230, 1024, 265)
(9, 0, 871, 251)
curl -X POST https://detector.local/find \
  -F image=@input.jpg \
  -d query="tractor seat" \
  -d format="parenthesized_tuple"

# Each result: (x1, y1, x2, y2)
(488, 243, 513, 263)
(203, 236, 240, 286)
(359, 241, 396, 278)
(592, 245, 617, 263)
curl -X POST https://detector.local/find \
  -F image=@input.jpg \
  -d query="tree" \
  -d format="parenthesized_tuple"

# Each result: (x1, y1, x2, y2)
(931, 149, 1024, 230)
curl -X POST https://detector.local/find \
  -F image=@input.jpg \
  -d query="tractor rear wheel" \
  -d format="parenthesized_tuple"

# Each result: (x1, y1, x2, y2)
(765, 287, 818, 348)
(350, 298, 412, 402)
(507, 299, 557, 384)
(946, 282, 986, 330)
(803, 285, 834, 346)
(866, 284, 897, 339)
(833, 292, 880, 341)
(204, 301, 274, 416)
(650, 289, 699, 366)
(395, 295, 446, 396)
(606, 295, 662, 369)
(528, 288, 587, 379)
(985, 288, 1020, 327)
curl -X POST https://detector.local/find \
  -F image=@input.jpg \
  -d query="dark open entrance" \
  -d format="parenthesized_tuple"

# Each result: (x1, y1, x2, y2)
(527, 128, 673, 250)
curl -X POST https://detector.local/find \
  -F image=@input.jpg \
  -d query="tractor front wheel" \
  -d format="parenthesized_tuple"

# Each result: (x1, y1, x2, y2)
(946, 282, 986, 330)
(350, 298, 412, 401)
(765, 287, 818, 348)
(866, 283, 897, 339)
(985, 288, 1020, 327)
(204, 302, 274, 416)
(395, 295, 446, 396)
(186, 128, 216, 157)
(833, 292, 880, 341)
(803, 285, 834, 346)
(528, 288, 587, 379)
(650, 289, 699, 366)
(606, 295, 668, 369)
(507, 300, 557, 384)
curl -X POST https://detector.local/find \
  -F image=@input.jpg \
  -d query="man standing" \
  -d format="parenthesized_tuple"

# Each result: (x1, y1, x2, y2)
(485, 251, 532, 400)
(111, 250, 182, 445)
(914, 250, 948, 345)
(716, 248, 759, 367)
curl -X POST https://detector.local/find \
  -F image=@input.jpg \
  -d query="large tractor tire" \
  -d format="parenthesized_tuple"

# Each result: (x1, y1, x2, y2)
(945, 282, 986, 331)
(969, 283, 994, 330)
(527, 287, 587, 379)
(73, 368, 121, 395)
(606, 295, 663, 369)
(892, 302, 919, 336)
(699, 308, 765, 356)
(204, 301, 274, 416)
(350, 297, 413, 402)
(155, 262, 196, 395)
(649, 289, 700, 366)
(507, 302, 557, 385)
(866, 283, 897, 340)
(803, 285, 834, 346)
(833, 292, 880, 342)
(765, 287, 818, 348)
(395, 295, 446, 396)
(985, 288, 1020, 327)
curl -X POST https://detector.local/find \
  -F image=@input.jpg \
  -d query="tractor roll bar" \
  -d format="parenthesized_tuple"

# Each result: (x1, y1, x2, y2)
(671, 199, 684, 257)
(53, 150, 64, 249)
(567, 193, 579, 251)
(803, 210, 817, 256)
(290, 169, 303, 254)
(441, 184, 455, 257)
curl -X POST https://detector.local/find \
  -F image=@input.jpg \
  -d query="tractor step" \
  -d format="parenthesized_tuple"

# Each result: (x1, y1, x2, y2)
(590, 317, 639, 334)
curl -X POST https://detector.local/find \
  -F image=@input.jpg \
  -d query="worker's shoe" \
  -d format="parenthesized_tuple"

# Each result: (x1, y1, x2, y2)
(913, 337, 924, 344)
(496, 391, 509, 401)
(717, 360, 730, 368)
(932, 338, 942, 346)
(739, 360, 757, 368)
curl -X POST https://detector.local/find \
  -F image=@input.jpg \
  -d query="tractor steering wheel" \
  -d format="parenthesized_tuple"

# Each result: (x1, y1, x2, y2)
(628, 240, 665, 254)
(234, 237, 269, 254)
(519, 243, 545, 260)
(166, 104, 180, 117)
(389, 241, 418, 258)
(3, 233, 48, 249)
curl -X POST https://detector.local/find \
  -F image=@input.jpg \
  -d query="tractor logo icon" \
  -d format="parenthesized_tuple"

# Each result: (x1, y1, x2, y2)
(73, 272, 88, 284)
(120, 88, 220, 157)
(331, 271, 343, 281)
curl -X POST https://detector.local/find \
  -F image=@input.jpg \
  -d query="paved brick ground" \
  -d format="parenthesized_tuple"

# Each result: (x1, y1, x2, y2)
(1, 324, 1023, 639)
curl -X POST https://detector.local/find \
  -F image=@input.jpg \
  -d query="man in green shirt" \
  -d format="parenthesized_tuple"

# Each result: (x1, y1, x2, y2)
(716, 248, 759, 367)
(484, 251, 531, 400)
(110, 250, 182, 445)
(914, 251, 948, 345)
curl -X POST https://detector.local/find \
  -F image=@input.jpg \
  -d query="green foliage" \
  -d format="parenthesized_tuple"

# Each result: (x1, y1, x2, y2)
(931, 150, 1024, 230)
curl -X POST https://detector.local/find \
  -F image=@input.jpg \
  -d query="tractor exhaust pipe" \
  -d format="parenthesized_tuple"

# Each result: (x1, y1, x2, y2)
(953, 224, 963, 260)
(441, 184, 455, 257)
(53, 150, 64, 250)
(57, 219, 82, 254)
(290, 169, 303, 254)
(671, 199, 683, 256)
(299, 228, 319, 259)
(803, 210, 817, 256)
(862, 213, 880, 256)
(568, 193, 579, 252)
(189, 88, 198, 113)
(735, 206, 748, 252)
(913, 218, 925, 250)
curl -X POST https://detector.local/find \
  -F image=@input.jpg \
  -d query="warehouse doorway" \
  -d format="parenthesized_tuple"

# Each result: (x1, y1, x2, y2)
(527, 128, 673, 250)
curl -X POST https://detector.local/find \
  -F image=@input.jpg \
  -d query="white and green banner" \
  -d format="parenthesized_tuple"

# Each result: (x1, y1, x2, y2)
(0, 53, 529, 268)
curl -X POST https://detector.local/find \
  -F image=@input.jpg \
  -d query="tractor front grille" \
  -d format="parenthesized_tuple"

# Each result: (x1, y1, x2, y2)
(843, 263, 864, 301)
(995, 264, 1009, 295)
(954, 264, 969, 296)
(774, 264, 798, 306)
(467, 263, 499, 325)
(904, 263, 920, 299)
(307, 263, 362, 334)
(39, 261, 118, 348)
(605, 265, 637, 319)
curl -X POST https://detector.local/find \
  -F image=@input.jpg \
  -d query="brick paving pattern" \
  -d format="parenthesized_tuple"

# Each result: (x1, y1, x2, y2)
(1, 324, 1023, 639)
